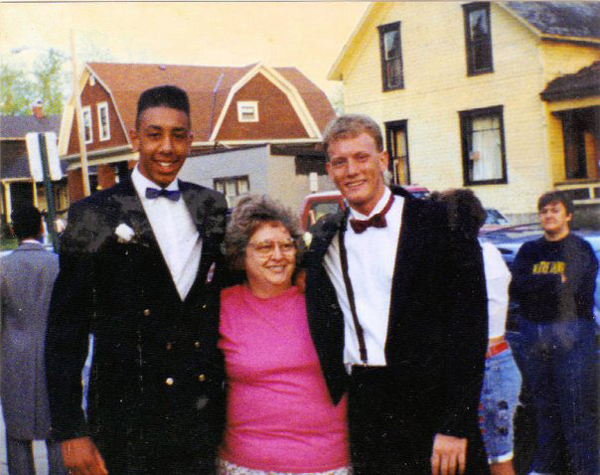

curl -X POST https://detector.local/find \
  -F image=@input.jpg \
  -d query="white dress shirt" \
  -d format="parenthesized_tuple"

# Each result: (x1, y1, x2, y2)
(323, 187, 404, 367)
(131, 166, 202, 300)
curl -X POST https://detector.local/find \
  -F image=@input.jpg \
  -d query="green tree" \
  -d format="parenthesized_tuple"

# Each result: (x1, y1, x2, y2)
(0, 63, 34, 115)
(0, 48, 67, 116)
(32, 48, 66, 115)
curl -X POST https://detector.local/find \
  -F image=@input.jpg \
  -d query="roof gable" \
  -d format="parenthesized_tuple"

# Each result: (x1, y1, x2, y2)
(209, 64, 330, 142)
(329, 2, 600, 80)
(65, 61, 333, 150)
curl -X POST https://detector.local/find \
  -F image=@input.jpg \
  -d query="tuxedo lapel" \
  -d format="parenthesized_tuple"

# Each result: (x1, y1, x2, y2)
(109, 179, 181, 301)
(388, 192, 416, 327)
(308, 207, 348, 263)
(109, 179, 155, 246)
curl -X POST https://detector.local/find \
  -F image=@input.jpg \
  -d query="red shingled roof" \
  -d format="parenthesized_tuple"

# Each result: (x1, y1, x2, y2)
(87, 62, 334, 141)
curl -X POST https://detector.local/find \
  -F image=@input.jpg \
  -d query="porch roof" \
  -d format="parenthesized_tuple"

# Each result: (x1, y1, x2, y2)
(541, 61, 600, 102)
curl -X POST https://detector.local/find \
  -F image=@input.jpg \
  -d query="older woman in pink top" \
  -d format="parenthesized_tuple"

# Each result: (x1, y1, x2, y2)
(218, 195, 350, 475)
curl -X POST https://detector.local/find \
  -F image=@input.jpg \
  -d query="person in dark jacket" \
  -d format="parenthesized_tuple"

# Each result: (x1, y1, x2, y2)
(510, 191, 598, 475)
(45, 85, 228, 474)
(304, 114, 489, 475)
(1, 206, 66, 475)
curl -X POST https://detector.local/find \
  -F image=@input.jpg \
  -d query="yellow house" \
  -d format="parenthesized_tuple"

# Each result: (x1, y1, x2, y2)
(329, 2, 600, 223)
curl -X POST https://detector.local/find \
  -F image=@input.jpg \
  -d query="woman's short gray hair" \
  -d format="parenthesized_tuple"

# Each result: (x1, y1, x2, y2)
(224, 194, 303, 272)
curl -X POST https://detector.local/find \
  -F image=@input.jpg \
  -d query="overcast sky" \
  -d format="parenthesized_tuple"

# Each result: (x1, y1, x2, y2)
(1, 2, 369, 95)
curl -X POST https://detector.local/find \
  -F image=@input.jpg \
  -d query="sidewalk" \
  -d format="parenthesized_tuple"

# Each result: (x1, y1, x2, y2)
(0, 403, 50, 475)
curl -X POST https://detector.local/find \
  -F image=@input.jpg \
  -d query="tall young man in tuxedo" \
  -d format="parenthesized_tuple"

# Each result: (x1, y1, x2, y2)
(304, 114, 489, 475)
(45, 85, 228, 474)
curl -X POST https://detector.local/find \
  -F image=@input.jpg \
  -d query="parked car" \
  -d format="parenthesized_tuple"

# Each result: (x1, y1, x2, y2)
(480, 208, 511, 233)
(483, 223, 600, 268)
(300, 185, 430, 231)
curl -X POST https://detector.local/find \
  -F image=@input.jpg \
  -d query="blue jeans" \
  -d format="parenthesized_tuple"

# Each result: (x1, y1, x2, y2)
(479, 347, 522, 463)
(517, 317, 598, 475)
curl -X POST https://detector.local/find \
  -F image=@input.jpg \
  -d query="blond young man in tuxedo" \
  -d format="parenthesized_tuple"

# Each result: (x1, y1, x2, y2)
(304, 114, 489, 475)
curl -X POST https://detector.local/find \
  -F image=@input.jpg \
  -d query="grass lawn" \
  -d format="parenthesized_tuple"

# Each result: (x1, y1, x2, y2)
(0, 237, 18, 251)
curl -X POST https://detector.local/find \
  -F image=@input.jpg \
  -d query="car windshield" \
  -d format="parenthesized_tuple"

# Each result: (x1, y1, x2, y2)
(485, 209, 510, 225)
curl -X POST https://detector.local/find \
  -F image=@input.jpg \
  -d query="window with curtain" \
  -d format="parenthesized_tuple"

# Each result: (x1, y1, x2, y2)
(460, 106, 507, 185)
(385, 120, 410, 185)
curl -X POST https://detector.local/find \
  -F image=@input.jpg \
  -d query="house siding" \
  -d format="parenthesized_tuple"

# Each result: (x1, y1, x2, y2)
(337, 2, 599, 218)
(267, 153, 313, 211)
(540, 42, 600, 186)
(216, 73, 310, 141)
(67, 79, 128, 156)
(540, 42, 600, 81)
(179, 146, 270, 196)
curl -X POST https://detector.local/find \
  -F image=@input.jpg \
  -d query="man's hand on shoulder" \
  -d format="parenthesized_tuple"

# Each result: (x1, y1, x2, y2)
(431, 433, 467, 475)
(61, 437, 108, 475)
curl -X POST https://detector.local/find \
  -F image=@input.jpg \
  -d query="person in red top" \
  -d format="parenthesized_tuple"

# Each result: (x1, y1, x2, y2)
(218, 195, 350, 475)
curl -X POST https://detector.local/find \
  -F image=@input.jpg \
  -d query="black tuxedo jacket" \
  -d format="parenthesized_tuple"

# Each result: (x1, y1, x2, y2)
(304, 187, 488, 463)
(45, 178, 228, 455)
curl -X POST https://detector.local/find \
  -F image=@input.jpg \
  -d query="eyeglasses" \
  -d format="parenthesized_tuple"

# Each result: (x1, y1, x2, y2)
(247, 238, 297, 257)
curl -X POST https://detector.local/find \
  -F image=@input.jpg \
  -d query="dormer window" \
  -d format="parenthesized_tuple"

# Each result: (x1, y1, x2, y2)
(463, 3, 493, 76)
(237, 101, 259, 122)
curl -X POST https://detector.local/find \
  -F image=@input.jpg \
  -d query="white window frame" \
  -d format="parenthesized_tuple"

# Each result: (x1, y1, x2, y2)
(97, 102, 110, 141)
(214, 176, 250, 207)
(237, 101, 259, 122)
(82, 106, 93, 144)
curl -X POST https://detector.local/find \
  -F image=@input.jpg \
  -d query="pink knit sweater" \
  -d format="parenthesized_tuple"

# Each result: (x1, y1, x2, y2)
(218, 285, 349, 472)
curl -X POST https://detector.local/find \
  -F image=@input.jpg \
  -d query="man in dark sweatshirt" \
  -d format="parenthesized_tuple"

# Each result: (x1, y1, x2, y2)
(510, 191, 598, 475)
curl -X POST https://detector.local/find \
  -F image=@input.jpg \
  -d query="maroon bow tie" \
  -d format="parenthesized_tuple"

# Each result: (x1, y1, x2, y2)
(349, 194, 394, 234)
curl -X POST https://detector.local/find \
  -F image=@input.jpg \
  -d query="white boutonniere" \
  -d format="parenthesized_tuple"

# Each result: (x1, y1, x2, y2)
(303, 231, 313, 249)
(115, 223, 136, 243)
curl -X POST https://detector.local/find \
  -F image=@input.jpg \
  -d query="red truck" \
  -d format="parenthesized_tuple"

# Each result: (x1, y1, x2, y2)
(300, 185, 430, 231)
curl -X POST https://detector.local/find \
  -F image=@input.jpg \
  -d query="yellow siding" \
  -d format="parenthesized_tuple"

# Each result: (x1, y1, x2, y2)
(337, 2, 598, 217)
(540, 42, 600, 81)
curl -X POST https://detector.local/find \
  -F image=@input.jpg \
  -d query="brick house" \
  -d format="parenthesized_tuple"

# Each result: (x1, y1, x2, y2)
(328, 2, 600, 223)
(59, 61, 335, 204)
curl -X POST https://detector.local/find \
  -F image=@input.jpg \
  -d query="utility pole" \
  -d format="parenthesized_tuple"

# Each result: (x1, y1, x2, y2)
(71, 30, 91, 197)
(37, 133, 59, 251)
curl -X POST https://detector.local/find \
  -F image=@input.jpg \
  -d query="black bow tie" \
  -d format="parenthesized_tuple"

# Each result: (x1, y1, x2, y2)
(349, 194, 394, 234)
(145, 187, 182, 202)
